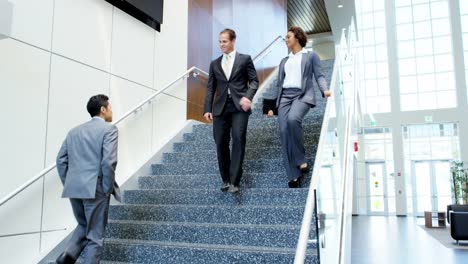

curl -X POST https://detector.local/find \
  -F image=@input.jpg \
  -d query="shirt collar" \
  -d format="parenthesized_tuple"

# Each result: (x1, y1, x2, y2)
(92, 116, 105, 122)
(224, 50, 236, 59)
(288, 48, 308, 57)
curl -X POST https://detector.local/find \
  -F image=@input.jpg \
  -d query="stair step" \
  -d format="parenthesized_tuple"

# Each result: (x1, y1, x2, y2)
(108, 204, 306, 225)
(138, 172, 311, 189)
(182, 131, 320, 145)
(192, 117, 323, 134)
(123, 188, 308, 206)
(151, 158, 313, 175)
(102, 239, 318, 264)
(165, 146, 317, 162)
(106, 220, 307, 248)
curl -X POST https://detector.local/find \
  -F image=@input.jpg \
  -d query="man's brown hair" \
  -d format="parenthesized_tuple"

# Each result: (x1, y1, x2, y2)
(220, 28, 237, 41)
(288, 26, 307, 48)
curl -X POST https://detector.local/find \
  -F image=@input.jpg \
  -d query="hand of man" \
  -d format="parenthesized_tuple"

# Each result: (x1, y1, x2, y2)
(267, 110, 274, 117)
(204, 112, 213, 122)
(324, 90, 332, 98)
(240, 97, 252, 112)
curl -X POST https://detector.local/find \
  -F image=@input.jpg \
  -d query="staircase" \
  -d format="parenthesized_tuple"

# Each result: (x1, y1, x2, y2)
(51, 60, 333, 264)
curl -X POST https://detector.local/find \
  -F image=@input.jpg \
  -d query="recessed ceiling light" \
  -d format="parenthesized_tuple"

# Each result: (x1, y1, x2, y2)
(338, 4, 343, 8)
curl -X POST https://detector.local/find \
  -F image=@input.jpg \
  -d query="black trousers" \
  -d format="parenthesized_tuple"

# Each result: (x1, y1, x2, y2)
(213, 97, 250, 187)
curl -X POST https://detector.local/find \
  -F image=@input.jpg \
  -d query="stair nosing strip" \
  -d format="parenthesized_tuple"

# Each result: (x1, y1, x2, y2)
(108, 219, 301, 229)
(104, 238, 317, 255)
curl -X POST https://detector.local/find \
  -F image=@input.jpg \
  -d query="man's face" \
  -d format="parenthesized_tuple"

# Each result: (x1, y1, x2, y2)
(219, 33, 235, 54)
(101, 103, 113, 123)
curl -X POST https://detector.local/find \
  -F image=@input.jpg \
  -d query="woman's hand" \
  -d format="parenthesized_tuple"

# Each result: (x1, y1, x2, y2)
(267, 110, 274, 117)
(324, 90, 332, 98)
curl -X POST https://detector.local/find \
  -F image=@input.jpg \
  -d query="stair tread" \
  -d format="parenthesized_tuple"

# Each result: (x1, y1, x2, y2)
(108, 219, 301, 229)
(105, 238, 317, 255)
(112, 204, 305, 209)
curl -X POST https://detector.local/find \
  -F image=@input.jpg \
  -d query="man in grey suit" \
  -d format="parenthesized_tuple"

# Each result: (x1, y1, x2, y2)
(55, 94, 120, 264)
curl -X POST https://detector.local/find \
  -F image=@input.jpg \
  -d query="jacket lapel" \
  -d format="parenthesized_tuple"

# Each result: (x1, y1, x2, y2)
(301, 52, 308, 76)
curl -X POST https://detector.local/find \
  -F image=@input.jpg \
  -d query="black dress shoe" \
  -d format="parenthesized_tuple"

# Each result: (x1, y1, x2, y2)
(56, 253, 76, 264)
(228, 185, 240, 193)
(288, 179, 300, 188)
(299, 162, 309, 173)
(220, 182, 231, 192)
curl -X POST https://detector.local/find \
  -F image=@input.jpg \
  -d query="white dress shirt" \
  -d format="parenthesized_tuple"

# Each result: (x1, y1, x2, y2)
(282, 48, 308, 89)
(222, 50, 236, 80)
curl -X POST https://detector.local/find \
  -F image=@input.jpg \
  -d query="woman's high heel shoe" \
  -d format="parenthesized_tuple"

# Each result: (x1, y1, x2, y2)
(299, 162, 309, 173)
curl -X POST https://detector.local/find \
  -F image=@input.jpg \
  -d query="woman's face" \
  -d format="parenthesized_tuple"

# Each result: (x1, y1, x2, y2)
(285, 31, 298, 50)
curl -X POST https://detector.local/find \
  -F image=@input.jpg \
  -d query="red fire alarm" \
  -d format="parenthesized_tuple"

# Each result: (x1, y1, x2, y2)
(354, 142, 359, 152)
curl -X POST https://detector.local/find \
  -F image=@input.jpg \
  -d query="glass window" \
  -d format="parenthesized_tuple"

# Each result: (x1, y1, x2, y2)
(412, 4, 431, 22)
(397, 0, 456, 110)
(417, 74, 436, 92)
(397, 24, 415, 40)
(400, 76, 418, 94)
(432, 36, 452, 54)
(459, 1, 468, 98)
(415, 38, 433, 56)
(396, 7, 413, 24)
(356, 0, 391, 114)
(398, 41, 415, 58)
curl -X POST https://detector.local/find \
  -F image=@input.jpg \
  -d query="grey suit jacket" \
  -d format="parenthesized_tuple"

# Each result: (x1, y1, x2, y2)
(56, 117, 121, 201)
(275, 51, 328, 108)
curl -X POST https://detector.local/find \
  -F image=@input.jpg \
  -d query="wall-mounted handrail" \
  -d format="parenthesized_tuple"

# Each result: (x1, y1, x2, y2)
(0, 66, 207, 207)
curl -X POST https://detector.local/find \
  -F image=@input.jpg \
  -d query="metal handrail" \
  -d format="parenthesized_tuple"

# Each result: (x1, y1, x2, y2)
(252, 35, 285, 62)
(294, 51, 340, 263)
(0, 35, 285, 207)
(0, 66, 208, 207)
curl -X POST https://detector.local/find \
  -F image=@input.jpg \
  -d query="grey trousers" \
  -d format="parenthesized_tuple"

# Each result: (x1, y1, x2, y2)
(278, 88, 311, 181)
(63, 189, 110, 264)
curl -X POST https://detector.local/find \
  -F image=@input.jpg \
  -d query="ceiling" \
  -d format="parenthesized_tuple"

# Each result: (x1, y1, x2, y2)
(287, 0, 332, 35)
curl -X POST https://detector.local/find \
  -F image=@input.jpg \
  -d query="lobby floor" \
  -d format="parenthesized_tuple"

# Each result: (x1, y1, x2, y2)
(351, 216, 468, 264)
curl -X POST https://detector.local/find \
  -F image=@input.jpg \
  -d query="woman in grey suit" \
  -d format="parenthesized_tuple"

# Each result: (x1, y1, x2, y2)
(272, 26, 331, 188)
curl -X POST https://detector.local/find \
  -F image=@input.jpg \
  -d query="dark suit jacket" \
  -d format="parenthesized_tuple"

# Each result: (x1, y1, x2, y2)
(204, 52, 259, 116)
(275, 51, 328, 108)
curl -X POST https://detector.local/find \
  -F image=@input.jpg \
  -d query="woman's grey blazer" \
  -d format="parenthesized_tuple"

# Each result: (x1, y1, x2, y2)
(275, 51, 328, 108)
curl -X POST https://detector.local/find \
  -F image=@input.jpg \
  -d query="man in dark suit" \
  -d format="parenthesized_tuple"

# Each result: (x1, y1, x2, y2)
(204, 28, 259, 193)
(55, 94, 120, 264)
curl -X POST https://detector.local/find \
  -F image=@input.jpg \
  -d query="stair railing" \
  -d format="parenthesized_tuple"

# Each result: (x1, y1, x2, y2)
(294, 25, 360, 264)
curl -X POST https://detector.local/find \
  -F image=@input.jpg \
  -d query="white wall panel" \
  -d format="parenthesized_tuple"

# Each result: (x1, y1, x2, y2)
(111, 8, 155, 88)
(52, 0, 113, 70)
(110, 76, 153, 184)
(45, 55, 109, 165)
(8, 0, 54, 50)
(154, 0, 188, 90)
(0, 39, 49, 197)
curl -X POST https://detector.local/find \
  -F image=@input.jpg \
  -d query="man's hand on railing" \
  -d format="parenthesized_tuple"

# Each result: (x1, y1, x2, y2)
(204, 112, 213, 122)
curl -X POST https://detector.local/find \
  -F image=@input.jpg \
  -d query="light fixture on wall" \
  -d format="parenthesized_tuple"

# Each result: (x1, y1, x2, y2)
(337, 0, 343, 8)
(0, 0, 13, 40)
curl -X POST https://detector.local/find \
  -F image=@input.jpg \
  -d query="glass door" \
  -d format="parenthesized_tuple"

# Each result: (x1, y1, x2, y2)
(366, 162, 388, 215)
(412, 160, 452, 216)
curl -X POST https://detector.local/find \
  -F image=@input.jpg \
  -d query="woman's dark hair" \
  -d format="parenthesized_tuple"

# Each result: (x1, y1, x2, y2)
(288, 26, 308, 48)
(220, 28, 237, 41)
(87, 94, 109, 117)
